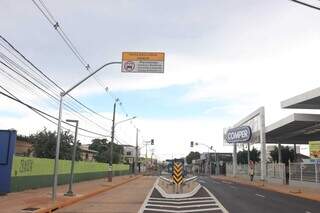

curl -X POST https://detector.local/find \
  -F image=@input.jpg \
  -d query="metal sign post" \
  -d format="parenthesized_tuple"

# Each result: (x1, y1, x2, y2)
(64, 119, 79, 197)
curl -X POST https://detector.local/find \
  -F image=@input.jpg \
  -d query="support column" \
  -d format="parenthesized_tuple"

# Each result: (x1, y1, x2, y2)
(278, 143, 282, 163)
(233, 143, 237, 177)
(260, 107, 267, 181)
(294, 144, 297, 162)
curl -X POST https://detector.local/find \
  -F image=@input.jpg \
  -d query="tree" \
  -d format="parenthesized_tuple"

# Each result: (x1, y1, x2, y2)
(89, 139, 123, 164)
(237, 147, 260, 164)
(31, 128, 82, 160)
(270, 146, 295, 165)
(186, 151, 200, 164)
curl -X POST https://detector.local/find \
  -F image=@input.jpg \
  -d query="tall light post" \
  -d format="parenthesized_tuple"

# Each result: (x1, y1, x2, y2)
(64, 119, 79, 197)
(135, 128, 139, 175)
(108, 112, 136, 182)
(191, 141, 218, 176)
(52, 61, 121, 201)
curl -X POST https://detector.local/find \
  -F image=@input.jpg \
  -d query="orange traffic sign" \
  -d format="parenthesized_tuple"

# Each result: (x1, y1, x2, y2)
(121, 52, 165, 73)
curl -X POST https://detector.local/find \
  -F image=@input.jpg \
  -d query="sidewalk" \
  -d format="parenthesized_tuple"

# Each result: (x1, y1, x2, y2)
(212, 175, 320, 202)
(0, 175, 141, 213)
(57, 176, 157, 213)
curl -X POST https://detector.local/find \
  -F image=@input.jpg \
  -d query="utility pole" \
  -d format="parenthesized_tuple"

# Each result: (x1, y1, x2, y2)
(108, 101, 116, 182)
(65, 119, 79, 197)
(135, 128, 139, 175)
(145, 142, 148, 170)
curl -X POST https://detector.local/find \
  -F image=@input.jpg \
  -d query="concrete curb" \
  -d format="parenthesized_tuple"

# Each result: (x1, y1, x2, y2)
(212, 176, 320, 202)
(34, 175, 142, 213)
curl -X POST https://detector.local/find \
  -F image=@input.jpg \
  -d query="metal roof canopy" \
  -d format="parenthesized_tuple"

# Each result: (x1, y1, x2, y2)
(266, 113, 320, 144)
(281, 87, 320, 109)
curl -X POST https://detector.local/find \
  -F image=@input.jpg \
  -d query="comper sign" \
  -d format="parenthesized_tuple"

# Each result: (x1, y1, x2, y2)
(226, 126, 252, 143)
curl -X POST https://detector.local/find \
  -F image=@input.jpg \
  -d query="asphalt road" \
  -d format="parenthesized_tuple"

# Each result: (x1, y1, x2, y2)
(199, 176, 320, 213)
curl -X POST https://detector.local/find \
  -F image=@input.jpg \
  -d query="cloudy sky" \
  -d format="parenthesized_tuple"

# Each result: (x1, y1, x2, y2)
(1, 0, 320, 159)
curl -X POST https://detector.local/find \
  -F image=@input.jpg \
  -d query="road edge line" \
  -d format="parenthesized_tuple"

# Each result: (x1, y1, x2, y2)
(202, 186, 229, 213)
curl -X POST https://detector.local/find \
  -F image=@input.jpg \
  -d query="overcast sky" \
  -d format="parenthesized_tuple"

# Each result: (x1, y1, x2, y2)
(1, 0, 320, 159)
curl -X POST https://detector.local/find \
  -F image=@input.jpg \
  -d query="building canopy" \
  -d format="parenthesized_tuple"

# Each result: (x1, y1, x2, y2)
(281, 87, 320, 109)
(266, 114, 320, 144)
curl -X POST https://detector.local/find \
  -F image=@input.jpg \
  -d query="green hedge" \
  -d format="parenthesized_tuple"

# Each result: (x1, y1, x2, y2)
(10, 156, 130, 192)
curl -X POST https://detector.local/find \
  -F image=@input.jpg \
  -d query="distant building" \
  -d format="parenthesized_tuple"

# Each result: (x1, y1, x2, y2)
(194, 152, 232, 175)
(79, 144, 98, 161)
(122, 145, 139, 164)
(15, 140, 33, 157)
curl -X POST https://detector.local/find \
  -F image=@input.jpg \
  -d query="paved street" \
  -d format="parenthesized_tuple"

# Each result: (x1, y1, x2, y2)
(57, 176, 156, 213)
(198, 176, 320, 213)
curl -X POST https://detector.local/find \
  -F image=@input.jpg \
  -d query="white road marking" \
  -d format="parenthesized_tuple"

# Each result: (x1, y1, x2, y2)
(198, 180, 206, 183)
(229, 185, 237, 189)
(146, 203, 218, 209)
(222, 181, 233, 185)
(144, 207, 223, 213)
(149, 197, 214, 201)
(203, 186, 229, 213)
(305, 211, 311, 213)
(255, 193, 265, 198)
(148, 200, 217, 205)
(139, 178, 229, 213)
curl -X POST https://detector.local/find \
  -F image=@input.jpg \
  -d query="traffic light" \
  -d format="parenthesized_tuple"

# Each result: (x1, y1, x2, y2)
(190, 141, 194, 147)
(151, 139, 154, 145)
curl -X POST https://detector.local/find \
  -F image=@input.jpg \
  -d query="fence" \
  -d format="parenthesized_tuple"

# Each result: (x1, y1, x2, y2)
(10, 156, 130, 192)
(289, 163, 320, 187)
(226, 163, 284, 183)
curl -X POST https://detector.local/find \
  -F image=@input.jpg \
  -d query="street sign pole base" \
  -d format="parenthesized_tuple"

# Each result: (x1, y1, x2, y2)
(64, 191, 75, 197)
(107, 171, 113, 182)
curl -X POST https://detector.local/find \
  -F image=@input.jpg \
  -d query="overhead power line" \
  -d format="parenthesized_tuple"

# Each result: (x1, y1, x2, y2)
(0, 84, 108, 139)
(0, 35, 112, 121)
(31, 0, 135, 121)
(290, 0, 320, 11)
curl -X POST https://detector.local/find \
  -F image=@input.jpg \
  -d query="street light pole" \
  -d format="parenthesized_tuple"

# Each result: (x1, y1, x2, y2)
(52, 94, 63, 201)
(52, 61, 121, 201)
(135, 128, 139, 175)
(65, 119, 79, 197)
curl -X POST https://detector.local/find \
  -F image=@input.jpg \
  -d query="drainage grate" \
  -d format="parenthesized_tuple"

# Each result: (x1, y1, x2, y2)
(21, 207, 40, 212)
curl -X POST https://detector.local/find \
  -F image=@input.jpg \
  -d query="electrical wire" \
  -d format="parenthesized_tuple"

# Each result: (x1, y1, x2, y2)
(31, 0, 136, 121)
(0, 84, 108, 139)
(0, 35, 112, 121)
(0, 58, 110, 133)
(290, 0, 320, 10)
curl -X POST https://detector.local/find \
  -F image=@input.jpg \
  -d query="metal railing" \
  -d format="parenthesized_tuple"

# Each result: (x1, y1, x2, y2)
(289, 163, 319, 184)
(226, 163, 284, 181)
